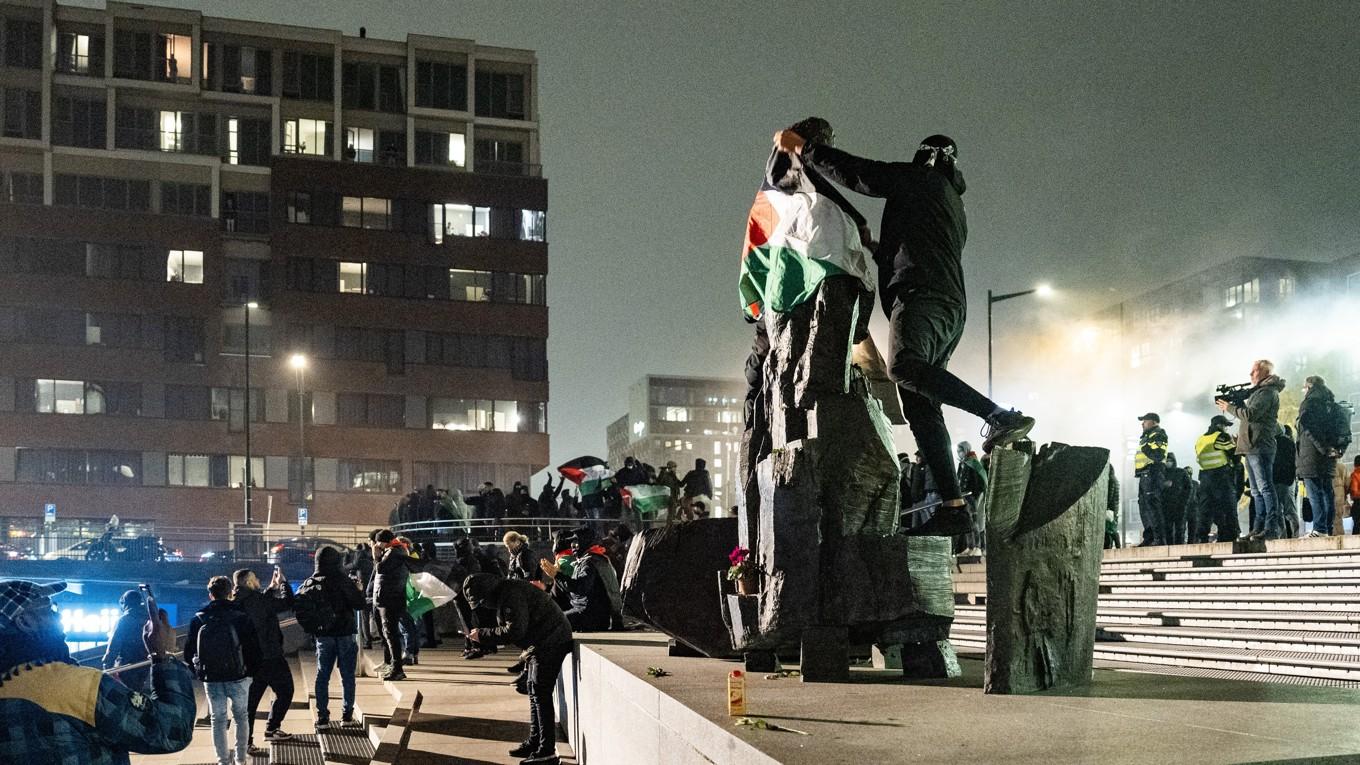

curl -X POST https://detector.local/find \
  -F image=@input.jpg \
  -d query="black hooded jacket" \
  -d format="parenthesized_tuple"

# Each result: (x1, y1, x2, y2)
(463, 573, 572, 650)
(234, 579, 294, 661)
(801, 143, 967, 310)
(310, 546, 366, 637)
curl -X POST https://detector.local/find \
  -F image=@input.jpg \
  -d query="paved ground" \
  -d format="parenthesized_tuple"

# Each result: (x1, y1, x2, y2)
(585, 633, 1360, 765)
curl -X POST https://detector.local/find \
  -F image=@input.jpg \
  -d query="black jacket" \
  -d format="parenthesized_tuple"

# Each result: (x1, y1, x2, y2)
(311, 548, 367, 637)
(681, 469, 713, 498)
(234, 583, 294, 661)
(102, 609, 149, 670)
(373, 545, 413, 607)
(183, 599, 261, 681)
(554, 551, 623, 631)
(1273, 432, 1296, 484)
(802, 143, 967, 309)
(465, 574, 572, 650)
(507, 543, 540, 582)
(1297, 390, 1339, 479)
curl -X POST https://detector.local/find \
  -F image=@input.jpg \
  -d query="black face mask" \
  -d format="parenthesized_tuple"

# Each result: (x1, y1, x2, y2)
(0, 622, 72, 671)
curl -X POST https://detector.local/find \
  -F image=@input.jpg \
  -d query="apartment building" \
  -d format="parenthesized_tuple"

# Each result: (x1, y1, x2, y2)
(606, 375, 744, 512)
(0, 0, 549, 537)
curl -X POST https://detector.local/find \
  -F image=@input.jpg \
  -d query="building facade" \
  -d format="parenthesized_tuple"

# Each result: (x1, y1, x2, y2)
(606, 375, 744, 512)
(0, 0, 549, 541)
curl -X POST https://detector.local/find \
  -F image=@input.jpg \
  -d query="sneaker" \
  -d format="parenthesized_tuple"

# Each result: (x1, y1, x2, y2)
(195, 714, 212, 728)
(382, 670, 408, 681)
(247, 743, 268, 756)
(315, 718, 331, 732)
(264, 729, 293, 742)
(341, 711, 357, 727)
(506, 660, 527, 675)
(373, 663, 392, 676)
(520, 753, 560, 765)
(405, 654, 419, 665)
(1307, 530, 1326, 538)
(981, 409, 1036, 453)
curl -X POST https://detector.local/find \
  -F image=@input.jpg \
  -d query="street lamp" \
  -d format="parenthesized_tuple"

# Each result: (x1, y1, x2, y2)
(289, 354, 309, 509)
(243, 301, 258, 526)
(987, 284, 1052, 399)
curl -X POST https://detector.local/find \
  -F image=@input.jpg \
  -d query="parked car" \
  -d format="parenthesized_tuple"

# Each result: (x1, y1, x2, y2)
(267, 537, 350, 581)
(42, 535, 166, 562)
(0, 543, 34, 561)
(199, 549, 236, 565)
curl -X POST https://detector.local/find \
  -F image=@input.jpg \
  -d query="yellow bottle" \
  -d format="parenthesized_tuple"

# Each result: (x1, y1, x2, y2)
(728, 670, 746, 716)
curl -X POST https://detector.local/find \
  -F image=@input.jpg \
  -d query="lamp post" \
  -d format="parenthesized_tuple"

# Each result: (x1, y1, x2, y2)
(243, 301, 258, 526)
(986, 284, 1052, 400)
(289, 353, 308, 508)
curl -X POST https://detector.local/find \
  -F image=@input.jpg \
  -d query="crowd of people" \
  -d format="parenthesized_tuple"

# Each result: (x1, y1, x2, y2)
(1132, 360, 1357, 546)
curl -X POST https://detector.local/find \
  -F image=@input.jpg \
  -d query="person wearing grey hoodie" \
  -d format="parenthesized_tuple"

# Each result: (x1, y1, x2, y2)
(1217, 359, 1287, 540)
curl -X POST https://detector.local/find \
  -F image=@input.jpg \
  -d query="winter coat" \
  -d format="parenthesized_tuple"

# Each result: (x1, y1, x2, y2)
(101, 609, 149, 671)
(507, 543, 541, 582)
(310, 547, 366, 637)
(681, 468, 713, 498)
(1349, 467, 1360, 501)
(802, 142, 967, 309)
(464, 574, 572, 651)
(1272, 431, 1296, 484)
(373, 545, 413, 608)
(554, 549, 623, 631)
(233, 583, 294, 661)
(1296, 390, 1339, 479)
(1231, 376, 1285, 455)
(183, 600, 261, 681)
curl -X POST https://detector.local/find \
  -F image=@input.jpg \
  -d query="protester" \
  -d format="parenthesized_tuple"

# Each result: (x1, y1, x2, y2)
(186, 575, 262, 765)
(371, 529, 411, 681)
(537, 479, 563, 518)
(1349, 456, 1360, 533)
(464, 574, 573, 765)
(0, 580, 194, 764)
(679, 458, 714, 523)
(233, 567, 296, 749)
(505, 531, 541, 581)
(1194, 415, 1239, 542)
(603, 523, 635, 577)
(1104, 464, 1122, 549)
(296, 546, 366, 730)
(955, 442, 987, 555)
(656, 461, 683, 522)
(1135, 413, 1169, 545)
(1217, 359, 1286, 540)
(614, 457, 649, 487)
(419, 541, 442, 649)
(479, 482, 508, 528)
(348, 544, 376, 649)
(540, 526, 624, 631)
(774, 128, 1035, 537)
(396, 536, 424, 665)
(1297, 376, 1341, 536)
(102, 588, 150, 692)
(1274, 425, 1300, 537)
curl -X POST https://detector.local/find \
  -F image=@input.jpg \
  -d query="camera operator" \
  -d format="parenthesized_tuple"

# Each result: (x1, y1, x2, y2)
(1216, 359, 1287, 540)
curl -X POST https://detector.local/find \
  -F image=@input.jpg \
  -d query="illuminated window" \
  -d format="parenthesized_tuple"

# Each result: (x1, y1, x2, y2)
(449, 269, 491, 301)
(158, 110, 185, 151)
(520, 210, 546, 241)
(339, 262, 366, 293)
(283, 118, 330, 155)
(664, 406, 690, 422)
(166, 250, 204, 283)
(429, 203, 490, 243)
(345, 126, 374, 162)
(57, 33, 91, 74)
(341, 196, 391, 229)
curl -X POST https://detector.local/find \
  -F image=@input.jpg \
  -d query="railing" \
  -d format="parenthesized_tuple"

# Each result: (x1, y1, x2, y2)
(475, 159, 542, 178)
(392, 515, 665, 544)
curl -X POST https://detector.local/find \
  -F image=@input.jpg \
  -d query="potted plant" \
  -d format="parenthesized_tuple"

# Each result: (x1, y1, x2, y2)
(727, 546, 761, 595)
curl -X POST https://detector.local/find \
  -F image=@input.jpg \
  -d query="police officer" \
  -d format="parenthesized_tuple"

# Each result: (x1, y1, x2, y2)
(1194, 415, 1240, 542)
(1135, 413, 1169, 545)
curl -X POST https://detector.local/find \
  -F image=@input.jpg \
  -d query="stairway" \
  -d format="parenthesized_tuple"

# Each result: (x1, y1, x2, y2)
(949, 539, 1360, 686)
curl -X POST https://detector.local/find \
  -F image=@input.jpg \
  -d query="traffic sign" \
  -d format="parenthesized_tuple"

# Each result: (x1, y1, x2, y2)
(43, 503, 56, 524)
(297, 506, 309, 526)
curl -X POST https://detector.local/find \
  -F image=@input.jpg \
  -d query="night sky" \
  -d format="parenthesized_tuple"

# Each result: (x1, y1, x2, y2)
(91, 1, 1360, 472)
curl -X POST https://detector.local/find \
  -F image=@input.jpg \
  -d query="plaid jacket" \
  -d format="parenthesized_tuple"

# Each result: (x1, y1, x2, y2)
(0, 658, 195, 764)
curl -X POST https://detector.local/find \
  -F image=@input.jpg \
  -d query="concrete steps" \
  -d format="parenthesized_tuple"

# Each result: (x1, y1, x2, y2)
(949, 539, 1360, 684)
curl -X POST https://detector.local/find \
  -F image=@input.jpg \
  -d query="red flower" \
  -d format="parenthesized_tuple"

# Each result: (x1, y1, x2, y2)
(729, 546, 750, 567)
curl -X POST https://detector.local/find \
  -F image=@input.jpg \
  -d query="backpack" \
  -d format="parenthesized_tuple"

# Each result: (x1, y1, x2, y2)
(1306, 399, 1353, 454)
(194, 610, 246, 681)
(293, 575, 342, 634)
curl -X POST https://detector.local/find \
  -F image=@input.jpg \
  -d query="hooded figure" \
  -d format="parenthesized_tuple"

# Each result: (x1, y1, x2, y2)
(102, 588, 151, 691)
(546, 527, 623, 632)
(777, 128, 1033, 538)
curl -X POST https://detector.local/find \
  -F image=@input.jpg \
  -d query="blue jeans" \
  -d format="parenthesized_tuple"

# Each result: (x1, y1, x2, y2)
(205, 678, 250, 765)
(314, 634, 358, 722)
(1304, 476, 1337, 535)
(1244, 452, 1281, 538)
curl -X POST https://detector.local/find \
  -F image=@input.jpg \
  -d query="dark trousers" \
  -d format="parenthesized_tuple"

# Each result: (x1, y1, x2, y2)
(1199, 467, 1239, 541)
(526, 642, 572, 755)
(421, 609, 439, 646)
(247, 656, 294, 739)
(888, 294, 995, 502)
(377, 603, 407, 673)
(1138, 468, 1165, 544)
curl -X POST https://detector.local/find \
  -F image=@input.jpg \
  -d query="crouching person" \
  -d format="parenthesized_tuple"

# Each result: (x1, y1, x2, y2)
(464, 573, 573, 765)
(0, 579, 195, 764)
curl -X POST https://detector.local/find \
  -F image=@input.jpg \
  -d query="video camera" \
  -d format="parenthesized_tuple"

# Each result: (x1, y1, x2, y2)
(1213, 382, 1252, 407)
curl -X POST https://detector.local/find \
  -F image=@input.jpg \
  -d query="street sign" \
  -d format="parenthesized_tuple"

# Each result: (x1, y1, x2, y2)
(44, 503, 56, 525)
(297, 506, 309, 526)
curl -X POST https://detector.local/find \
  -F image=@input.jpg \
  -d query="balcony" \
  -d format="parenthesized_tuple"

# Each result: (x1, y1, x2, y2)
(476, 160, 542, 178)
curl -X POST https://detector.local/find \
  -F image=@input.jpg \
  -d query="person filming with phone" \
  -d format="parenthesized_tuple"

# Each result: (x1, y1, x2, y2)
(0, 578, 195, 764)
(233, 566, 297, 752)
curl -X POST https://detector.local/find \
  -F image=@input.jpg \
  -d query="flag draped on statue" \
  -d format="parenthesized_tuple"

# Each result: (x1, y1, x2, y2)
(621, 484, 671, 517)
(738, 150, 875, 320)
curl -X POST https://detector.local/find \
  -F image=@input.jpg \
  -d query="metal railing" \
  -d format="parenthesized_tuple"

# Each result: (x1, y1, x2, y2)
(392, 515, 665, 544)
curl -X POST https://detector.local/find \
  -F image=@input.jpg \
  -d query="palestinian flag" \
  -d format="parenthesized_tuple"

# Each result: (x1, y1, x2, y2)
(738, 150, 875, 320)
(621, 484, 672, 517)
(558, 456, 615, 498)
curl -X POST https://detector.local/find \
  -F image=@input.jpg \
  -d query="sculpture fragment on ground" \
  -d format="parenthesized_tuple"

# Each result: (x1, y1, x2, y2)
(983, 442, 1109, 694)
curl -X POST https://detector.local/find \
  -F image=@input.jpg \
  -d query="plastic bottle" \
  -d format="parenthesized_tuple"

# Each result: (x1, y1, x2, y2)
(727, 669, 746, 716)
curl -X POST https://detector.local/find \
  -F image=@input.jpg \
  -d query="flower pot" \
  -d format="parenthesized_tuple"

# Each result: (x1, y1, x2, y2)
(736, 571, 759, 596)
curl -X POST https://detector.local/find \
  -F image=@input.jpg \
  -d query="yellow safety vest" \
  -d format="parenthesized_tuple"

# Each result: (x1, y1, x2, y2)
(1134, 429, 1168, 471)
(1195, 433, 1231, 470)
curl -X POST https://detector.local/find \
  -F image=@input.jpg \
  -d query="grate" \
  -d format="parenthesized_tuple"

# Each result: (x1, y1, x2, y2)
(319, 726, 377, 760)
(268, 733, 326, 765)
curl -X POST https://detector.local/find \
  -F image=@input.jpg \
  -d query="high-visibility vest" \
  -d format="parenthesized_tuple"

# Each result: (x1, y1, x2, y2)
(1134, 429, 1167, 471)
(1195, 433, 1231, 470)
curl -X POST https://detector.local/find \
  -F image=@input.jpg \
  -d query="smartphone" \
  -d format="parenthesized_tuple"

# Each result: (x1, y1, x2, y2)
(139, 583, 158, 623)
